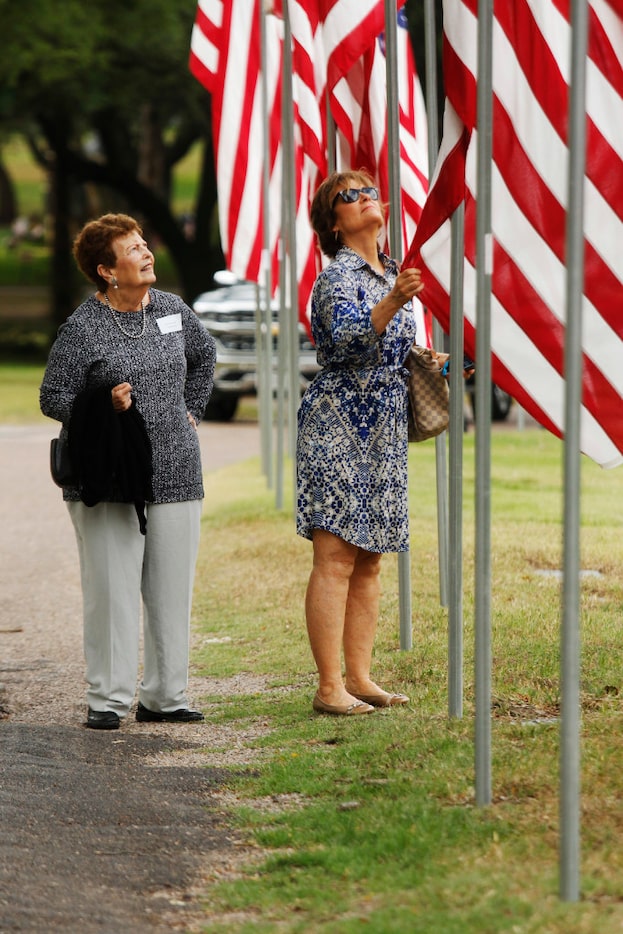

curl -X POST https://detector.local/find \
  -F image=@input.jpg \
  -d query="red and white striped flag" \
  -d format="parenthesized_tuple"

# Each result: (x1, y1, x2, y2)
(331, 5, 429, 256)
(286, 0, 407, 323)
(405, 0, 623, 468)
(190, 0, 283, 287)
(329, 5, 430, 340)
(286, 0, 390, 198)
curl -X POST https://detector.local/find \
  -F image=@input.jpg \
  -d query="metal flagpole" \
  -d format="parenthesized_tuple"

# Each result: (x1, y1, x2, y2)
(275, 3, 299, 508)
(259, 2, 274, 488)
(560, 0, 589, 902)
(275, 10, 292, 510)
(423, 0, 463, 716)
(384, 0, 412, 651)
(474, 0, 493, 807)
(424, 0, 449, 610)
(282, 1, 299, 472)
(448, 201, 465, 719)
(276, 235, 287, 511)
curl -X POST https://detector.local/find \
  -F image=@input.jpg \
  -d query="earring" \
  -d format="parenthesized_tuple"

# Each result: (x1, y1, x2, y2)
(111, 276, 118, 289)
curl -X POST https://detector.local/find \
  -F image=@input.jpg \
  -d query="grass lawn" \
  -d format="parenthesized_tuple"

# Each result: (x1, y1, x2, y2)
(4, 364, 623, 932)
(0, 362, 46, 422)
(193, 424, 623, 932)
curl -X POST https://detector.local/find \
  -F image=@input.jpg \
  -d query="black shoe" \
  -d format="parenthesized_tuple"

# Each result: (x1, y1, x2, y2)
(136, 702, 204, 723)
(86, 708, 120, 730)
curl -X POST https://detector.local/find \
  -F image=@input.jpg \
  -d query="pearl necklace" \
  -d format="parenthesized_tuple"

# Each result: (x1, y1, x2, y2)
(104, 292, 147, 339)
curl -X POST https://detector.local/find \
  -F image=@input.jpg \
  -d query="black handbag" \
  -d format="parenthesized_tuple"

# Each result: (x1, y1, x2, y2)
(49, 435, 76, 487)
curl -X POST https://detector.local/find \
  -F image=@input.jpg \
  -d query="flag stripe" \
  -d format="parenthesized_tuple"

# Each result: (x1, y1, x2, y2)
(189, 0, 222, 90)
(323, 0, 387, 87)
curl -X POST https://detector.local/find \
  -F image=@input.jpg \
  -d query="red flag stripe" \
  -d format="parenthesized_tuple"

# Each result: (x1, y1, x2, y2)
(190, 0, 269, 282)
(289, 0, 329, 174)
(445, 0, 623, 219)
(488, 105, 623, 342)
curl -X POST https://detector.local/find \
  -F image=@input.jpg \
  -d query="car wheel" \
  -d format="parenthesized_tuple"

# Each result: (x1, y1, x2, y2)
(204, 391, 239, 422)
(491, 384, 512, 421)
(467, 381, 513, 422)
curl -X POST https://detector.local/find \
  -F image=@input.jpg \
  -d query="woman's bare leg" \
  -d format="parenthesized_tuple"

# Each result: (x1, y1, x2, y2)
(343, 549, 384, 696)
(305, 530, 360, 706)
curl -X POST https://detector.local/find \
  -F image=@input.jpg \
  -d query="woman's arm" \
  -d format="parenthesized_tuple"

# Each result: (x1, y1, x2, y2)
(39, 321, 92, 424)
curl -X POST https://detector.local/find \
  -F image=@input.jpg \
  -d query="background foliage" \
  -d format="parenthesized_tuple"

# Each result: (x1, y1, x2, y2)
(0, 0, 440, 331)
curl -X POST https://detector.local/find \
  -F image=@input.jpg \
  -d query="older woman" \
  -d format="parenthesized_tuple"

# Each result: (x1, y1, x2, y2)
(297, 170, 435, 716)
(40, 213, 216, 730)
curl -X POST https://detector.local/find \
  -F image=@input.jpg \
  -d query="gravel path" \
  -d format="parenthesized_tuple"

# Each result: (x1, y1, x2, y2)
(0, 420, 266, 933)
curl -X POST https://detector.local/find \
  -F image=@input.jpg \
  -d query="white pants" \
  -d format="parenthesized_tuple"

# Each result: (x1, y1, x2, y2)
(67, 500, 202, 717)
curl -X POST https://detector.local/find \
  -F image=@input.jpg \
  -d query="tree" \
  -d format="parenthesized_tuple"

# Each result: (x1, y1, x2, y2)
(0, 0, 224, 324)
(0, 151, 17, 225)
(0, 0, 443, 328)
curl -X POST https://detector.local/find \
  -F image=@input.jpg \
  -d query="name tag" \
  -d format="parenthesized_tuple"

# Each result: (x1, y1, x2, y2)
(157, 313, 182, 334)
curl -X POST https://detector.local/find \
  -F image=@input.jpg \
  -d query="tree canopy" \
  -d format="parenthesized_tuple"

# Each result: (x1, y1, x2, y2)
(0, 0, 441, 323)
(0, 0, 223, 320)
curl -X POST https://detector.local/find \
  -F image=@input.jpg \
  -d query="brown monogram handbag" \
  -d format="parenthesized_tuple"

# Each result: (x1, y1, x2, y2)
(404, 345, 449, 442)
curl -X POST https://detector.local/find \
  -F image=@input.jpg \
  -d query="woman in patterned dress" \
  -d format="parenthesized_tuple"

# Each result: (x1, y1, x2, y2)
(297, 170, 440, 717)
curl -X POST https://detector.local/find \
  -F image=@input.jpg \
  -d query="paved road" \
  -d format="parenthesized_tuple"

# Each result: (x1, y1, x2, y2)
(0, 418, 261, 933)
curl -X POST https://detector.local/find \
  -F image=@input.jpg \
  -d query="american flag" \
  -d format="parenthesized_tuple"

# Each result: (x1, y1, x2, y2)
(190, 1, 430, 339)
(190, 0, 283, 287)
(287, 0, 390, 195)
(331, 6, 429, 256)
(287, 2, 429, 330)
(405, 0, 623, 468)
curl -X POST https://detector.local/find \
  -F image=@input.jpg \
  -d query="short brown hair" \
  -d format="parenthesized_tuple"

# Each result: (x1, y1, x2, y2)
(310, 169, 381, 259)
(72, 213, 143, 291)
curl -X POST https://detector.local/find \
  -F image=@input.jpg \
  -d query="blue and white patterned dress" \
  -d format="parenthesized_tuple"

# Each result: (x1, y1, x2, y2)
(296, 247, 417, 553)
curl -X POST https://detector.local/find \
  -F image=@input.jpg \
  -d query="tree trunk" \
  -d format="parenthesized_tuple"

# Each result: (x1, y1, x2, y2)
(49, 149, 78, 328)
(0, 158, 17, 225)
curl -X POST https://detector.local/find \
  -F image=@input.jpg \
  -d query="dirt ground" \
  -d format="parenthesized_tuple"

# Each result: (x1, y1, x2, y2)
(0, 419, 266, 933)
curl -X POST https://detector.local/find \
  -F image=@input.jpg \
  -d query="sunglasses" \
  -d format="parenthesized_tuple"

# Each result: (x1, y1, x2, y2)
(331, 186, 380, 208)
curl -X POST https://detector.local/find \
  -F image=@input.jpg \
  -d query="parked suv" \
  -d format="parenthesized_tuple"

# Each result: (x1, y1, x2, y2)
(193, 272, 319, 421)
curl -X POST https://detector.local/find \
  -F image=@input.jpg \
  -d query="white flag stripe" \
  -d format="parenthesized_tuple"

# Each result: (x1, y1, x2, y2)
(216, 10, 256, 268)
(331, 78, 362, 147)
(448, 2, 623, 204)
(294, 81, 326, 145)
(323, 0, 384, 54)
(190, 23, 219, 76)
(591, 0, 623, 64)
(454, 2, 623, 316)
(227, 90, 264, 275)
(197, 0, 221, 27)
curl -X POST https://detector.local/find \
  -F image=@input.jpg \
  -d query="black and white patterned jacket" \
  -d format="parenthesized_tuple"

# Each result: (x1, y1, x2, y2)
(40, 289, 216, 504)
